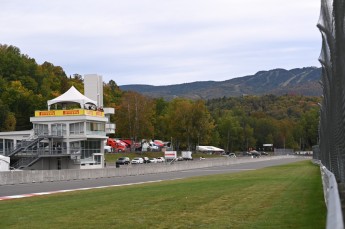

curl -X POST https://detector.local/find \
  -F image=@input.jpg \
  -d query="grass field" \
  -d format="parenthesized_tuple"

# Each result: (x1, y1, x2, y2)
(0, 160, 326, 229)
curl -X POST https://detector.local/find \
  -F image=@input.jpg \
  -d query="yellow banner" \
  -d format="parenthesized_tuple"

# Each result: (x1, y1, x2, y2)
(35, 109, 104, 117)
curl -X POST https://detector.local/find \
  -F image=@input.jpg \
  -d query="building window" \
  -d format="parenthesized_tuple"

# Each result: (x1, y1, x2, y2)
(0, 139, 3, 155)
(70, 122, 85, 135)
(51, 123, 66, 136)
(86, 122, 105, 135)
(80, 140, 101, 160)
(5, 139, 13, 155)
(94, 155, 101, 165)
(34, 124, 49, 136)
(52, 141, 66, 155)
(70, 141, 81, 155)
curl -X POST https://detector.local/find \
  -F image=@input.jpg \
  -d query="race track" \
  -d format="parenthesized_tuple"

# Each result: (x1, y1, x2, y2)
(0, 157, 309, 200)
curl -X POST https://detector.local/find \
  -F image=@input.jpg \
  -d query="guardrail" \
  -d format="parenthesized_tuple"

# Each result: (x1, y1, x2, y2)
(314, 160, 344, 229)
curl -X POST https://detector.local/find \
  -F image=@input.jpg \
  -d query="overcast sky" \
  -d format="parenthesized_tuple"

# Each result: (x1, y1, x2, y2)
(2, 0, 321, 86)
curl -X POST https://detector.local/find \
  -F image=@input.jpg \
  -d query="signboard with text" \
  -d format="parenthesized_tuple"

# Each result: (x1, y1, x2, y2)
(164, 151, 177, 160)
(35, 109, 104, 117)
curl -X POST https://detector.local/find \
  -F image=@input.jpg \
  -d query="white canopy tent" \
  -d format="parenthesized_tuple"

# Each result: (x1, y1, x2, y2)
(47, 86, 97, 110)
(196, 146, 225, 154)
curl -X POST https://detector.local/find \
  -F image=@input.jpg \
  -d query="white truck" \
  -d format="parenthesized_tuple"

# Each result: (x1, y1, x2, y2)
(182, 151, 193, 160)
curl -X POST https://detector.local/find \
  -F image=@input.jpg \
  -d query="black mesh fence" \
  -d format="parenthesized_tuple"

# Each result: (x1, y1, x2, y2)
(316, 0, 345, 183)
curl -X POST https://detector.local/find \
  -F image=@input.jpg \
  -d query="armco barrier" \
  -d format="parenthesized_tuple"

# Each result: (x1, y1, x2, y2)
(0, 156, 299, 185)
(315, 160, 344, 229)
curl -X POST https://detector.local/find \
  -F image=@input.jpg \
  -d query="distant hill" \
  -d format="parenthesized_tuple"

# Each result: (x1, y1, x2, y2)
(120, 67, 322, 100)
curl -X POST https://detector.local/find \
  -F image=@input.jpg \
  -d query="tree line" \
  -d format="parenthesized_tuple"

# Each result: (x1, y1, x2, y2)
(113, 92, 320, 151)
(0, 44, 320, 151)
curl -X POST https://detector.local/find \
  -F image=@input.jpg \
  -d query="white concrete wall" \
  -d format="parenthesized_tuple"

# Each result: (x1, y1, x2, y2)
(0, 156, 301, 185)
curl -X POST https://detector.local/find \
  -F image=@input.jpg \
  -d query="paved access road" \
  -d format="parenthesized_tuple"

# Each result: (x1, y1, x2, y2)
(0, 157, 309, 198)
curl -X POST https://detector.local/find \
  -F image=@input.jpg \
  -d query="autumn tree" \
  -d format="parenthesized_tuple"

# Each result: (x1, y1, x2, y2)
(163, 99, 215, 150)
(217, 111, 243, 152)
(1, 81, 45, 130)
(115, 91, 155, 141)
(191, 100, 215, 146)
(35, 62, 70, 98)
(0, 100, 16, 131)
(251, 115, 278, 150)
(297, 107, 319, 150)
(103, 80, 122, 108)
(153, 98, 169, 140)
(269, 119, 298, 149)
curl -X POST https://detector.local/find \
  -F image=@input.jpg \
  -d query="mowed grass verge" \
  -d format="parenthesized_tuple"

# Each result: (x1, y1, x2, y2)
(0, 160, 326, 229)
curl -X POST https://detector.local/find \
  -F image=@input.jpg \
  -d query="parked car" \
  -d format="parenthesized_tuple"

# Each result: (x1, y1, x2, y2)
(261, 151, 269, 156)
(156, 157, 163, 163)
(250, 150, 261, 158)
(148, 143, 160, 151)
(229, 153, 236, 158)
(116, 157, 130, 165)
(143, 157, 150, 163)
(131, 157, 144, 164)
(149, 158, 157, 163)
(157, 157, 165, 163)
(176, 156, 184, 161)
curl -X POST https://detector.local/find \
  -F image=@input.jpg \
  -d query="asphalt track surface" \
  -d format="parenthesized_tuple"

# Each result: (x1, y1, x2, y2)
(0, 157, 309, 199)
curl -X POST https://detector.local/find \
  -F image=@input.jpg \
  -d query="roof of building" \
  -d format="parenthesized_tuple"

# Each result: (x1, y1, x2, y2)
(47, 86, 97, 109)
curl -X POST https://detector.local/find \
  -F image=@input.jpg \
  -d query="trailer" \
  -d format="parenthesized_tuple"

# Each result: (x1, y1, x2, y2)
(165, 151, 177, 162)
(181, 151, 193, 160)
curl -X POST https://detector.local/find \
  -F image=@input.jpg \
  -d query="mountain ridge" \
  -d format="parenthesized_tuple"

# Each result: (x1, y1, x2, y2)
(120, 67, 322, 100)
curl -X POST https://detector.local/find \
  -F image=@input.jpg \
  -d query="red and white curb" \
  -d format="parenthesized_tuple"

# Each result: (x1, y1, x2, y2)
(0, 180, 168, 201)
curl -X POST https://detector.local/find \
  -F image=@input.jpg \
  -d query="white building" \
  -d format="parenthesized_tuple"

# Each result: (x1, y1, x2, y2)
(0, 75, 114, 170)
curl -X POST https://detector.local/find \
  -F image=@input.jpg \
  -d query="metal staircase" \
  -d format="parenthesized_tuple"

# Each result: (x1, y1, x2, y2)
(10, 156, 40, 170)
(7, 136, 44, 157)
(8, 136, 46, 169)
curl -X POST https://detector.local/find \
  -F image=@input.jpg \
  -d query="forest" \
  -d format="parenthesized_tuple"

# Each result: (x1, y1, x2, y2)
(0, 44, 320, 152)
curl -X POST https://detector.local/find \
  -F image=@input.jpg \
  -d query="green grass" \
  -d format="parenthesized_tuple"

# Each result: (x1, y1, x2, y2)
(0, 160, 326, 229)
